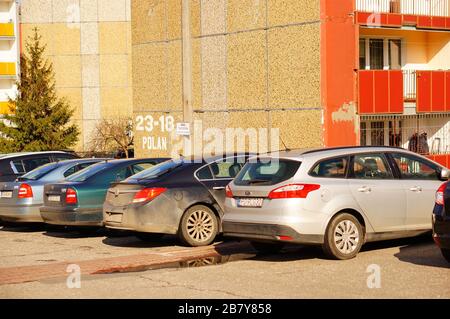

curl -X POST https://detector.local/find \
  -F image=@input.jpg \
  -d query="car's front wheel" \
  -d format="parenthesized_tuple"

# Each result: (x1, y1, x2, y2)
(179, 205, 218, 247)
(441, 249, 450, 263)
(323, 213, 364, 260)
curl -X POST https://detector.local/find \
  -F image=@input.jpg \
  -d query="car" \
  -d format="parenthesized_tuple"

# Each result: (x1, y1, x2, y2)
(0, 151, 78, 182)
(433, 181, 450, 263)
(222, 146, 450, 260)
(103, 154, 252, 247)
(0, 158, 106, 223)
(40, 158, 169, 227)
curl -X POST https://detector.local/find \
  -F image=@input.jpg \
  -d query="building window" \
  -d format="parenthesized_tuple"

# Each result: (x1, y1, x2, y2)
(389, 120, 402, 147)
(371, 121, 385, 146)
(360, 122, 367, 146)
(388, 39, 402, 70)
(359, 37, 403, 70)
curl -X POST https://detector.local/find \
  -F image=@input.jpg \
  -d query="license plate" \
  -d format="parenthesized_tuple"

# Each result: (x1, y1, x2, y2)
(106, 213, 123, 223)
(237, 198, 264, 208)
(48, 195, 61, 202)
(0, 191, 12, 198)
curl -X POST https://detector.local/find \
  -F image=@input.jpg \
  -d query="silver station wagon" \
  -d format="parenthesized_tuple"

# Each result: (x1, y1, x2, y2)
(223, 146, 450, 260)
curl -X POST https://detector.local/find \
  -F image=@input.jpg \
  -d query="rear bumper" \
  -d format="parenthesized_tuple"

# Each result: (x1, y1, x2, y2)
(0, 204, 43, 223)
(40, 206, 103, 226)
(223, 221, 324, 245)
(433, 214, 450, 249)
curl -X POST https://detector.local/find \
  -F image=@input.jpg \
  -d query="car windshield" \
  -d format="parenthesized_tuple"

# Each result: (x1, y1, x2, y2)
(18, 162, 59, 181)
(234, 159, 301, 186)
(66, 162, 110, 182)
(128, 160, 182, 181)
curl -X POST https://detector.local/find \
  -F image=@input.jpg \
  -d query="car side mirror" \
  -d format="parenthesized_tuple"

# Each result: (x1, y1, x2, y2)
(440, 168, 450, 181)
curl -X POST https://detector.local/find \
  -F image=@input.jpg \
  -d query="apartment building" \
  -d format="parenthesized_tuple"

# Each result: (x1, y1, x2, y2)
(131, 0, 450, 166)
(19, 0, 133, 152)
(0, 0, 19, 116)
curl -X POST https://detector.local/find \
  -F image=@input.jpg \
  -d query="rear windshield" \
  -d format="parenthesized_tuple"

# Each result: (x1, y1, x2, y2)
(19, 162, 59, 181)
(127, 160, 182, 181)
(66, 162, 110, 182)
(234, 159, 301, 186)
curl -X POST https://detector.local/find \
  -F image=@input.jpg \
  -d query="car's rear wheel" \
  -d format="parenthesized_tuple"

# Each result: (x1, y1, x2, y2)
(250, 241, 285, 254)
(179, 205, 218, 247)
(323, 213, 364, 260)
(441, 249, 450, 263)
(135, 232, 164, 242)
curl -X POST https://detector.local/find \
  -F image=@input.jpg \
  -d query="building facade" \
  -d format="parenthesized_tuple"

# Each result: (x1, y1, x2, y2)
(19, 0, 133, 152)
(0, 0, 19, 115)
(132, 0, 450, 167)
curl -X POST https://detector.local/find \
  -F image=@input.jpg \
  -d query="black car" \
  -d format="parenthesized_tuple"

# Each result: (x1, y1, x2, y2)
(433, 180, 450, 263)
(0, 151, 78, 182)
(103, 154, 251, 247)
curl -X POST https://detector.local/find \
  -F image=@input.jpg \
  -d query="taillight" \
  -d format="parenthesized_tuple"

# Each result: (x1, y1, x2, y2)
(132, 188, 167, 203)
(226, 185, 234, 198)
(268, 184, 320, 199)
(66, 188, 78, 205)
(436, 182, 447, 206)
(18, 184, 33, 198)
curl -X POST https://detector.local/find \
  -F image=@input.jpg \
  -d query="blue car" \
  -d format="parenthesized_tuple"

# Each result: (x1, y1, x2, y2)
(0, 158, 106, 223)
(40, 158, 170, 227)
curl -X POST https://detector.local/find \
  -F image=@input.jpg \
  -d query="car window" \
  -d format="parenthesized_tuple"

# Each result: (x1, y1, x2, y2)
(351, 154, 393, 179)
(63, 165, 77, 178)
(209, 160, 243, 179)
(132, 162, 155, 175)
(392, 153, 439, 180)
(110, 166, 133, 183)
(310, 157, 348, 178)
(234, 159, 301, 186)
(11, 160, 26, 174)
(66, 162, 110, 182)
(196, 166, 213, 180)
(54, 154, 75, 161)
(19, 162, 59, 180)
(23, 157, 51, 172)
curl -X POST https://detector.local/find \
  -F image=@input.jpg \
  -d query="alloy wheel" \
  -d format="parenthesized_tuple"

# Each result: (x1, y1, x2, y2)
(186, 209, 215, 243)
(334, 220, 360, 255)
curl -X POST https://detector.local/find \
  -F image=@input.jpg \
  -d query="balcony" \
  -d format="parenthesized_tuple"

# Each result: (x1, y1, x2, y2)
(355, 0, 450, 29)
(0, 23, 14, 37)
(0, 101, 13, 115)
(0, 62, 15, 78)
(358, 69, 450, 114)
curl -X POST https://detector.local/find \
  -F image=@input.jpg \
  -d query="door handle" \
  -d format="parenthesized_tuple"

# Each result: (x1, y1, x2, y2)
(213, 186, 225, 190)
(409, 186, 423, 192)
(357, 186, 372, 193)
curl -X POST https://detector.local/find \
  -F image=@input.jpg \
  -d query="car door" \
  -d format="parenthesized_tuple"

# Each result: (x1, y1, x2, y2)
(348, 152, 406, 232)
(389, 152, 443, 230)
(198, 156, 246, 212)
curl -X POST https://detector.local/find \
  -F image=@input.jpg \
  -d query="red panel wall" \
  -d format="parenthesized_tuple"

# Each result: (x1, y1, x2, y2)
(417, 71, 450, 113)
(428, 155, 450, 169)
(358, 70, 404, 114)
(321, 0, 358, 147)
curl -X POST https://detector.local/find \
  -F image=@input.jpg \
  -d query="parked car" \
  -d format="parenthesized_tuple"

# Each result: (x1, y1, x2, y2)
(433, 181, 450, 263)
(0, 151, 78, 182)
(40, 158, 169, 226)
(223, 146, 450, 260)
(103, 154, 252, 247)
(0, 158, 106, 223)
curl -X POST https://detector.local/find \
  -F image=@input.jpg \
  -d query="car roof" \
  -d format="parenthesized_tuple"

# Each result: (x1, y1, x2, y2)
(261, 146, 415, 161)
(54, 158, 109, 165)
(183, 153, 257, 163)
(0, 151, 72, 160)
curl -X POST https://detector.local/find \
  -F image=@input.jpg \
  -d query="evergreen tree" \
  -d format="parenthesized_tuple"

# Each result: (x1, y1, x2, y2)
(0, 28, 79, 152)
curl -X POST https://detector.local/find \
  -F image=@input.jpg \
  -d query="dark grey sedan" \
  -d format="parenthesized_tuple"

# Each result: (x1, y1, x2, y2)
(0, 158, 106, 223)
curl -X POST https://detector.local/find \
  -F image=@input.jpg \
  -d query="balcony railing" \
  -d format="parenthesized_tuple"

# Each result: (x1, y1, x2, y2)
(0, 62, 16, 77)
(356, 0, 450, 17)
(358, 69, 450, 114)
(0, 23, 14, 37)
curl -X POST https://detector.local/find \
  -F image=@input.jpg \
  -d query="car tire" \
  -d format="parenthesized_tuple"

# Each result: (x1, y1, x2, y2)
(323, 213, 364, 260)
(441, 249, 450, 263)
(135, 232, 164, 242)
(179, 205, 218, 247)
(250, 241, 285, 254)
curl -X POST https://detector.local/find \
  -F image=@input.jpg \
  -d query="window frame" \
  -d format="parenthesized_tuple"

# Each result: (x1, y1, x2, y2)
(359, 36, 405, 70)
(386, 152, 442, 181)
(308, 155, 351, 179)
(348, 152, 395, 180)
(194, 155, 248, 182)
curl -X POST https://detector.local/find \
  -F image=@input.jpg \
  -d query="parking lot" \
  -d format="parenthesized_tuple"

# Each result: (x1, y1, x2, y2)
(0, 223, 448, 299)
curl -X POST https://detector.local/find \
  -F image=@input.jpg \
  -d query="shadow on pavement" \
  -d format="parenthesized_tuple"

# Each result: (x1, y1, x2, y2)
(43, 226, 107, 239)
(0, 222, 47, 233)
(102, 234, 178, 248)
